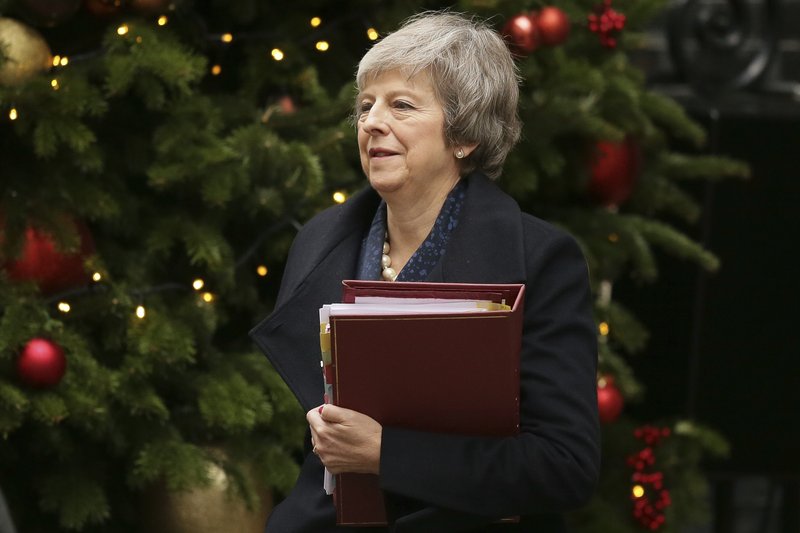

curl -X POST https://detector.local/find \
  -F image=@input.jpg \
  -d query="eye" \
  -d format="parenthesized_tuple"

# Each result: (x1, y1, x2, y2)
(357, 101, 373, 116)
(393, 100, 414, 110)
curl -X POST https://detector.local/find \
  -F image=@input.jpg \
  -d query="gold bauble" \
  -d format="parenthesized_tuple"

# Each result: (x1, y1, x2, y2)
(0, 17, 52, 86)
(141, 454, 273, 533)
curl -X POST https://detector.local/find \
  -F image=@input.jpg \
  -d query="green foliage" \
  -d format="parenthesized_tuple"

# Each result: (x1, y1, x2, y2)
(197, 368, 274, 433)
(0, 381, 28, 435)
(103, 23, 206, 107)
(131, 438, 211, 490)
(40, 471, 111, 529)
(0, 0, 744, 530)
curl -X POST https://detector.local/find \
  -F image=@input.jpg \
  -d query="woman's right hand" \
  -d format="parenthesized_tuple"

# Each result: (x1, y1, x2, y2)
(307, 404, 383, 475)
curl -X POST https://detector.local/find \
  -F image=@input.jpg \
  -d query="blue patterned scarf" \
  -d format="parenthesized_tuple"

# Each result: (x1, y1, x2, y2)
(356, 179, 467, 281)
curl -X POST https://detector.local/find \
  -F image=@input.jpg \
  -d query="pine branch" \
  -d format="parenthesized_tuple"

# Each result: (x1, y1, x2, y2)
(659, 153, 751, 182)
(39, 472, 110, 529)
(641, 92, 706, 147)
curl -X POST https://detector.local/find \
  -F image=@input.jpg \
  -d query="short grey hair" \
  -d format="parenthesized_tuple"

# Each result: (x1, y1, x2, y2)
(355, 11, 521, 180)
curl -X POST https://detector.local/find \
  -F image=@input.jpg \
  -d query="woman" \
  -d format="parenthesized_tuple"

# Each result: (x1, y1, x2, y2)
(251, 12, 600, 532)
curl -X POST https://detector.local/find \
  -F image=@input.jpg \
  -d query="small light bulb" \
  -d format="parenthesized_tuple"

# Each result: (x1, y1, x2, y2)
(52, 55, 61, 66)
(332, 191, 346, 204)
(632, 485, 645, 498)
(310, 16, 322, 27)
(597, 376, 607, 388)
(117, 24, 129, 36)
(211, 64, 222, 76)
(59, 56, 69, 66)
(92, 272, 102, 282)
(367, 28, 379, 40)
(51, 79, 59, 90)
(315, 40, 329, 52)
(257, 265, 268, 277)
(192, 279, 205, 290)
(136, 305, 146, 319)
(202, 292, 214, 303)
(57, 302, 71, 313)
(271, 48, 284, 61)
(221, 33, 233, 43)
(9, 108, 18, 120)
(608, 233, 619, 242)
(157, 15, 168, 26)
(135, 36, 143, 43)
(599, 322, 610, 336)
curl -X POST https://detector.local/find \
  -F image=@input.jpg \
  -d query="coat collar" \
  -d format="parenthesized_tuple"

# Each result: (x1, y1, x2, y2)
(276, 171, 527, 303)
(430, 172, 527, 285)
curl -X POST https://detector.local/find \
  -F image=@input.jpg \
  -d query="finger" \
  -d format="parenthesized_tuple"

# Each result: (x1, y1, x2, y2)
(306, 405, 326, 426)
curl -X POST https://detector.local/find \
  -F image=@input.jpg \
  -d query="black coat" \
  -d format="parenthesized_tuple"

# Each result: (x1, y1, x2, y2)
(250, 172, 600, 532)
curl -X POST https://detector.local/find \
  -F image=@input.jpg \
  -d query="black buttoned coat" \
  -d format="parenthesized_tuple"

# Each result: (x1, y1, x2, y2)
(250, 172, 600, 532)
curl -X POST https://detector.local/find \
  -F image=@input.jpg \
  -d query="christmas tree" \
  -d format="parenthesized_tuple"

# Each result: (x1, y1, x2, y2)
(0, 0, 746, 531)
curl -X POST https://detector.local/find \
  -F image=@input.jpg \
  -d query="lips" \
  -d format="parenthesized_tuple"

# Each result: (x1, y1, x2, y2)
(368, 148, 399, 158)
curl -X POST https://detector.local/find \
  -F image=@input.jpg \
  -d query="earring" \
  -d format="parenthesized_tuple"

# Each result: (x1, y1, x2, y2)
(455, 148, 465, 159)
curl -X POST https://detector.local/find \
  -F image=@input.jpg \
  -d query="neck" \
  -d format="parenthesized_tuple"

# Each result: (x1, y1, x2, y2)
(384, 177, 459, 272)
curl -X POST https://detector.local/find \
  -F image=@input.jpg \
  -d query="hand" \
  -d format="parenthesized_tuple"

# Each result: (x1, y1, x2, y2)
(307, 404, 382, 475)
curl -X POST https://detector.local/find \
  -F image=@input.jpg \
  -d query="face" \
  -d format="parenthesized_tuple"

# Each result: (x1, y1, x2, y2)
(357, 70, 460, 200)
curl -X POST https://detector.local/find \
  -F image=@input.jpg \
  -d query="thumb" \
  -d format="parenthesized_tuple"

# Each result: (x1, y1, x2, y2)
(319, 404, 348, 423)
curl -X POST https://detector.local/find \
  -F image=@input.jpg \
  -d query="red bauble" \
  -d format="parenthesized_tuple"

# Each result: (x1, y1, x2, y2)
(535, 7, 571, 46)
(17, 338, 67, 388)
(588, 137, 641, 207)
(597, 376, 624, 423)
(82, 0, 125, 18)
(278, 95, 296, 114)
(501, 12, 541, 55)
(19, 0, 82, 27)
(3, 222, 94, 295)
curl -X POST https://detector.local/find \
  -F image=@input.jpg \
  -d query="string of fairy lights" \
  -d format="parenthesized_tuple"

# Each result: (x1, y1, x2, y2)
(3, 8, 359, 321)
(42, 216, 313, 321)
(4, 10, 380, 122)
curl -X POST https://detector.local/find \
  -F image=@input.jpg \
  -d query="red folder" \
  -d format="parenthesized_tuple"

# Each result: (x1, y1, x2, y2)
(323, 280, 524, 526)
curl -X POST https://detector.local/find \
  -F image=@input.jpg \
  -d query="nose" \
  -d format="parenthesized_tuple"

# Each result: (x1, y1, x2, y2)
(360, 104, 389, 136)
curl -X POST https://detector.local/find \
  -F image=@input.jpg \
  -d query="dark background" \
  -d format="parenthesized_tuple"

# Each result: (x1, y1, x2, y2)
(618, 110, 800, 475)
(618, 1, 800, 529)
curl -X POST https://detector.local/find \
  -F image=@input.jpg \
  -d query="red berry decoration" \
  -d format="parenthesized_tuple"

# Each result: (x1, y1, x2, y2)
(17, 338, 67, 388)
(588, 137, 641, 207)
(535, 7, 571, 46)
(3, 221, 94, 295)
(629, 425, 673, 529)
(501, 12, 541, 56)
(588, 0, 627, 49)
(597, 375, 624, 423)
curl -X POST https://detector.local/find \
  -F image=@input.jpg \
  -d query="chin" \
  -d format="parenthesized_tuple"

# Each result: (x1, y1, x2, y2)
(366, 173, 406, 195)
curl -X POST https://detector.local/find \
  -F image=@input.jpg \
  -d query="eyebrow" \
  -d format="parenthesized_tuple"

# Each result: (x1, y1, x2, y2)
(357, 88, 424, 102)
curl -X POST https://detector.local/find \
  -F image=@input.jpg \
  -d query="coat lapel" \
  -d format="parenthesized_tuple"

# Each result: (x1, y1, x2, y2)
(250, 187, 380, 411)
(432, 173, 527, 285)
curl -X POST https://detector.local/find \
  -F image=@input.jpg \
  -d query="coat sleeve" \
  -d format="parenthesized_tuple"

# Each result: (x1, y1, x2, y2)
(378, 223, 600, 518)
